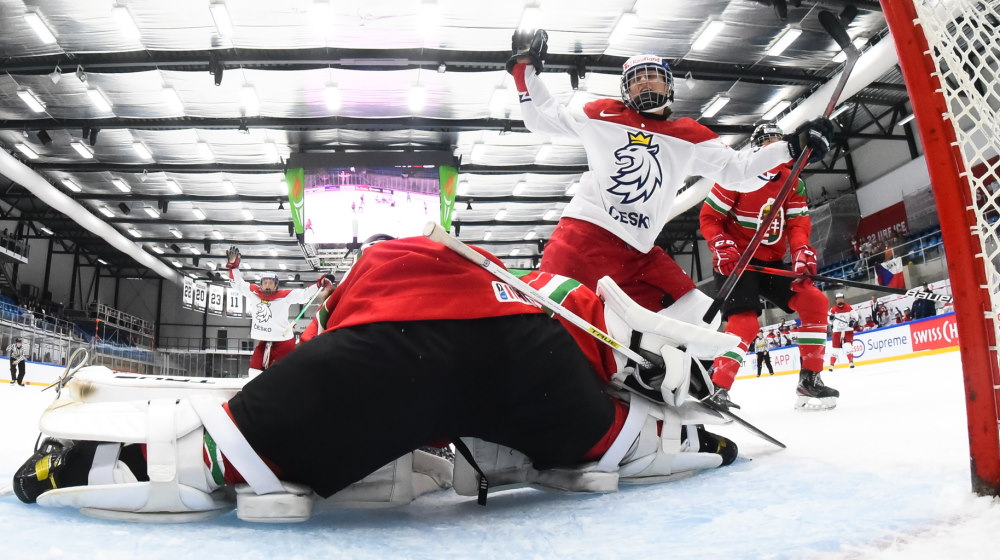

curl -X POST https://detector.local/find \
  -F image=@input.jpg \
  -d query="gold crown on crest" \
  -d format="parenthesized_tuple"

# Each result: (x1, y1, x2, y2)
(627, 131, 653, 146)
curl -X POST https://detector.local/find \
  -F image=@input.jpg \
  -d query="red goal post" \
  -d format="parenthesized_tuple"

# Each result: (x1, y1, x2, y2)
(881, 0, 1000, 496)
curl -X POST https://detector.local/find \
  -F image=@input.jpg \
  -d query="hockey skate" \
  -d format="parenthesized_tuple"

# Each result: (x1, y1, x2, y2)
(795, 369, 839, 411)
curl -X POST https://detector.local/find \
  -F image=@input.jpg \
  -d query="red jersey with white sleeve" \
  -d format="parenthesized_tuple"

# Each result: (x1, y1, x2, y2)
(699, 162, 811, 262)
(512, 63, 791, 254)
(829, 303, 857, 333)
(229, 268, 319, 342)
(301, 236, 619, 382)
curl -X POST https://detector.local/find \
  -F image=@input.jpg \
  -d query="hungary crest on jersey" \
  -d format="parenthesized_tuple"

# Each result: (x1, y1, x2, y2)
(759, 198, 785, 246)
(607, 131, 663, 204)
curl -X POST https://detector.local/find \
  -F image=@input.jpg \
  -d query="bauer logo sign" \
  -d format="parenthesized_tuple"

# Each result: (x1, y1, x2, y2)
(909, 314, 960, 352)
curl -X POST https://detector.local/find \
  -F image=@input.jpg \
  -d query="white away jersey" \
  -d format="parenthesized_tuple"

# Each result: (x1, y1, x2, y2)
(829, 303, 857, 333)
(513, 64, 792, 253)
(229, 268, 319, 341)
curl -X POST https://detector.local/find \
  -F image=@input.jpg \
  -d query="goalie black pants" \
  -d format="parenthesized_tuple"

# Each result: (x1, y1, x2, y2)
(227, 314, 616, 498)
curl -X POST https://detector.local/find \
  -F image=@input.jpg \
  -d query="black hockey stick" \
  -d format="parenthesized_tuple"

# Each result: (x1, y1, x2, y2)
(703, 10, 860, 324)
(746, 264, 954, 303)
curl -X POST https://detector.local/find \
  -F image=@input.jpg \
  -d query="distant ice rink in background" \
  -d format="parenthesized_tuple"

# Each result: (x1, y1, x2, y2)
(2, 351, 1000, 560)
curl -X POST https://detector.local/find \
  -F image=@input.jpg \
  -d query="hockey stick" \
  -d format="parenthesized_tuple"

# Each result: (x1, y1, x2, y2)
(703, 10, 860, 324)
(281, 279, 331, 338)
(422, 222, 656, 370)
(746, 265, 954, 303)
(423, 223, 789, 447)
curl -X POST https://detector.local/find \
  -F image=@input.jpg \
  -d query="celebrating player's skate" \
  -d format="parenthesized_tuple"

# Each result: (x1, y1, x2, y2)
(700, 123, 839, 411)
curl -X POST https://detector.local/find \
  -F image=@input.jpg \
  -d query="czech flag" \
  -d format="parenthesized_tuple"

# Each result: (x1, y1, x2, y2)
(876, 257, 906, 288)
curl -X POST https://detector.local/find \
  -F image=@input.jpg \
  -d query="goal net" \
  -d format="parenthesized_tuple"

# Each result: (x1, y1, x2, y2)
(882, 0, 1000, 496)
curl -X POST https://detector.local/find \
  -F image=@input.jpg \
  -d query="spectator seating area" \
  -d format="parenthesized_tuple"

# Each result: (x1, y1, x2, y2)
(817, 225, 945, 286)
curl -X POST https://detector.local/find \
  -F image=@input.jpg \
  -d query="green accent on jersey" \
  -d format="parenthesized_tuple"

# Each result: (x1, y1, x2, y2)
(704, 195, 730, 215)
(204, 432, 225, 486)
(507, 270, 581, 305)
(546, 277, 581, 305)
(736, 218, 757, 229)
(795, 335, 827, 346)
(722, 350, 745, 364)
(795, 178, 806, 196)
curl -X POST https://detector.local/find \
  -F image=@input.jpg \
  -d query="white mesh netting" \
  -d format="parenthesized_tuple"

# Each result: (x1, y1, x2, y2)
(913, 0, 1000, 338)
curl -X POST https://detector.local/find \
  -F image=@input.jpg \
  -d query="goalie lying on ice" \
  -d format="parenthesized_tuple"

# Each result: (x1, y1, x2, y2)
(13, 236, 741, 523)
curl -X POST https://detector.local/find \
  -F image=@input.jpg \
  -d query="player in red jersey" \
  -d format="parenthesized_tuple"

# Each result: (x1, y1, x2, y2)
(700, 123, 839, 411)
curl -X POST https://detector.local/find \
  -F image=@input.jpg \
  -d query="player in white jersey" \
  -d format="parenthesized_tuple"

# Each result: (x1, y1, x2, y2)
(508, 30, 835, 321)
(226, 247, 334, 378)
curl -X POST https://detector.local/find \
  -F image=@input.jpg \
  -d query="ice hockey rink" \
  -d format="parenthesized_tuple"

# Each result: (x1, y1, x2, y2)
(1, 348, 998, 560)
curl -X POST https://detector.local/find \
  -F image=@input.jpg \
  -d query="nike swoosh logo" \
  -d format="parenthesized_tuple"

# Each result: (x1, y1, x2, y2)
(599, 110, 623, 117)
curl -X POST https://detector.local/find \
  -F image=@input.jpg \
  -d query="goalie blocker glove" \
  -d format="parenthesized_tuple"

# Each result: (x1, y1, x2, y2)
(506, 29, 548, 74)
(783, 117, 835, 164)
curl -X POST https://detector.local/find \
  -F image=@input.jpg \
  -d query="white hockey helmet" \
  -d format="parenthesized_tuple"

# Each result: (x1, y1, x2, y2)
(620, 55, 674, 113)
(750, 122, 784, 148)
(835, 292, 845, 299)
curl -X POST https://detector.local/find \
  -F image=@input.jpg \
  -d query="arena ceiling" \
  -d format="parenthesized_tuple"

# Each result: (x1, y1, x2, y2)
(0, 0, 906, 284)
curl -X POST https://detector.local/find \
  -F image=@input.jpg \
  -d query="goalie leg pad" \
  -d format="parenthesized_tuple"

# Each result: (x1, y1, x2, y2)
(236, 482, 313, 523)
(599, 396, 725, 485)
(64, 366, 245, 404)
(34, 400, 234, 521)
(314, 450, 452, 511)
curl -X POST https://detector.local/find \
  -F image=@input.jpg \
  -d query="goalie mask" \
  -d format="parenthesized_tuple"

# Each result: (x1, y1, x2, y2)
(750, 123, 784, 148)
(621, 55, 674, 114)
(259, 272, 280, 295)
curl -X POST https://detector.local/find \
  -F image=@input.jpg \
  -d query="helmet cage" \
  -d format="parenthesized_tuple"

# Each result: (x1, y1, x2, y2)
(621, 56, 674, 113)
(751, 123, 784, 148)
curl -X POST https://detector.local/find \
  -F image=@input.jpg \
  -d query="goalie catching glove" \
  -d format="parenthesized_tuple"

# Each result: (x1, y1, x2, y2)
(506, 29, 548, 74)
(784, 117, 835, 164)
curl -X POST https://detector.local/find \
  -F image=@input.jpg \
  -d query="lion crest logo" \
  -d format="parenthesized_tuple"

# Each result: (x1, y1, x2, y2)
(254, 301, 273, 323)
(607, 131, 663, 204)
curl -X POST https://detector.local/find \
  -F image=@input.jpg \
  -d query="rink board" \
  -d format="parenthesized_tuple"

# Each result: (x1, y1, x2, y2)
(737, 312, 959, 378)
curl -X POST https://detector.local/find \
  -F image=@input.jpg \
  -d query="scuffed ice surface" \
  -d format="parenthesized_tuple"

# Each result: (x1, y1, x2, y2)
(2, 351, 999, 560)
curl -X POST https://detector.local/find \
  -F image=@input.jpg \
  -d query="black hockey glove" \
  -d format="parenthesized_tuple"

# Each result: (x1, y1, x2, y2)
(506, 29, 548, 74)
(315, 273, 336, 289)
(225, 246, 241, 269)
(783, 117, 835, 164)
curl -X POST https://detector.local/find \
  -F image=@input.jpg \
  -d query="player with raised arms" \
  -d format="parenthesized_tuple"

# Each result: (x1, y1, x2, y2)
(226, 246, 334, 378)
(507, 29, 835, 334)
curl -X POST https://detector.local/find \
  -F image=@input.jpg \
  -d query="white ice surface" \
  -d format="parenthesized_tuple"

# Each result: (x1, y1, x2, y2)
(2, 351, 999, 560)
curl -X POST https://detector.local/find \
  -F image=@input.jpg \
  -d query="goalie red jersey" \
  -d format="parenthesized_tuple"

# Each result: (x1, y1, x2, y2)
(301, 236, 618, 380)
